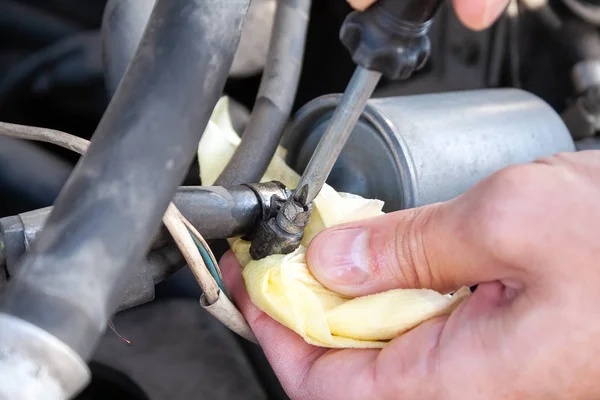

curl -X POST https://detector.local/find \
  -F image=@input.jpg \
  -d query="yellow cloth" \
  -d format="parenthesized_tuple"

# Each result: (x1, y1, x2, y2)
(199, 97, 470, 348)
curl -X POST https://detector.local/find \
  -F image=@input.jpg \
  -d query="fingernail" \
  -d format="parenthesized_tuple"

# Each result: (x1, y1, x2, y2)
(308, 228, 370, 286)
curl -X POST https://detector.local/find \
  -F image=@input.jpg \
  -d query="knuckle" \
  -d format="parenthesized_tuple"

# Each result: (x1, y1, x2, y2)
(463, 157, 595, 266)
(389, 207, 438, 289)
(538, 151, 600, 187)
(464, 164, 549, 261)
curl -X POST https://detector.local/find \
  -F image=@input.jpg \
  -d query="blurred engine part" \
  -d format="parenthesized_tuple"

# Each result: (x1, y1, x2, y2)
(563, 60, 600, 138)
(89, 298, 267, 400)
(562, 0, 600, 26)
(102, 0, 276, 95)
(0, 136, 72, 215)
(230, 0, 277, 78)
(575, 135, 600, 149)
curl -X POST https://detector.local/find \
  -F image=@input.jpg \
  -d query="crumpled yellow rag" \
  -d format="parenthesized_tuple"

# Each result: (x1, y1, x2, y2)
(198, 97, 470, 348)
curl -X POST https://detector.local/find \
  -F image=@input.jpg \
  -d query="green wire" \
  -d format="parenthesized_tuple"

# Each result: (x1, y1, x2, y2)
(186, 228, 226, 293)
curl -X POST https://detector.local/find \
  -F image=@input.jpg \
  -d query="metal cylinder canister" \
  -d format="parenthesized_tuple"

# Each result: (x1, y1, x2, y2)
(284, 89, 576, 212)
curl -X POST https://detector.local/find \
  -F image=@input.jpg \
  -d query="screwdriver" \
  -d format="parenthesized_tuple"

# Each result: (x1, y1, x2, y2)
(250, 0, 445, 259)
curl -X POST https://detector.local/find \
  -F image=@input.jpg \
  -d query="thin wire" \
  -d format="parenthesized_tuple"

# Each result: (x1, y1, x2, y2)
(0, 121, 89, 154)
(108, 319, 132, 346)
(162, 203, 220, 304)
(179, 214, 226, 293)
(187, 227, 226, 293)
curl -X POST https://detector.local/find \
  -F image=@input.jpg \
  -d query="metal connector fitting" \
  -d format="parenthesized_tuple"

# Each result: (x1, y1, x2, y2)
(244, 181, 314, 260)
(243, 181, 291, 222)
(249, 194, 313, 260)
(0, 313, 91, 400)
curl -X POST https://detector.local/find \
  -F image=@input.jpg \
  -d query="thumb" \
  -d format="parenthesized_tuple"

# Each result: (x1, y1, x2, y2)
(306, 201, 503, 297)
(347, 0, 377, 11)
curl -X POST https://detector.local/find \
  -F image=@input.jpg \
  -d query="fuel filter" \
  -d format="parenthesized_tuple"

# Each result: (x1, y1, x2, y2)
(284, 89, 576, 212)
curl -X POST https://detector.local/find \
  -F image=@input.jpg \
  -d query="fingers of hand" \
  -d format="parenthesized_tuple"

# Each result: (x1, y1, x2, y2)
(306, 156, 600, 298)
(347, 0, 376, 11)
(220, 252, 451, 400)
(219, 251, 327, 394)
(306, 199, 503, 297)
(220, 251, 392, 400)
(347, 0, 510, 30)
(453, 0, 511, 30)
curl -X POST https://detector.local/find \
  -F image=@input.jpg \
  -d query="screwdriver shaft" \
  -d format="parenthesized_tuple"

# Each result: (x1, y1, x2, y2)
(294, 66, 382, 204)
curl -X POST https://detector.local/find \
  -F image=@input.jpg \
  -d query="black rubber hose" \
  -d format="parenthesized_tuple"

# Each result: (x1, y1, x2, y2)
(215, 0, 312, 186)
(561, 20, 600, 63)
(0, 0, 81, 47)
(0, 0, 250, 359)
(0, 137, 72, 214)
(0, 32, 100, 108)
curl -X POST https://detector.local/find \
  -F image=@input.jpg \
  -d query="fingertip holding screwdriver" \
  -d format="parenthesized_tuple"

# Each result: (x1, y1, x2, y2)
(250, 0, 445, 260)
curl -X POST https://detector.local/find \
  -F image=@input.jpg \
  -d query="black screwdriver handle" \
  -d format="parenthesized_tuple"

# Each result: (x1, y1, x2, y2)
(377, 0, 444, 26)
(340, 0, 444, 80)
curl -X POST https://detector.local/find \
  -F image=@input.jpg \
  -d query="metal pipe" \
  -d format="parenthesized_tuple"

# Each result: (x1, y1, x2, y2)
(0, 185, 261, 271)
(0, 0, 250, 372)
(215, 0, 312, 186)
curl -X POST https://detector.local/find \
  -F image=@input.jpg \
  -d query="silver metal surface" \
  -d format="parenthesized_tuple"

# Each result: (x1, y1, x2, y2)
(0, 313, 90, 400)
(572, 60, 600, 94)
(19, 206, 50, 253)
(287, 89, 575, 210)
(294, 66, 381, 204)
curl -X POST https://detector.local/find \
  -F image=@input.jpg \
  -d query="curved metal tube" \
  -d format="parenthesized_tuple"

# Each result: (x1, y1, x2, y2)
(0, 0, 250, 359)
(0, 185, 261, 273)
(215, 0, 312, 186)
(0, 185, 262, 314)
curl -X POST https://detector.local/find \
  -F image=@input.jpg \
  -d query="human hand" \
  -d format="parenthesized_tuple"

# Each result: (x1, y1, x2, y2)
(221, 151, 600, 399)
(347, 0, 511, 30)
